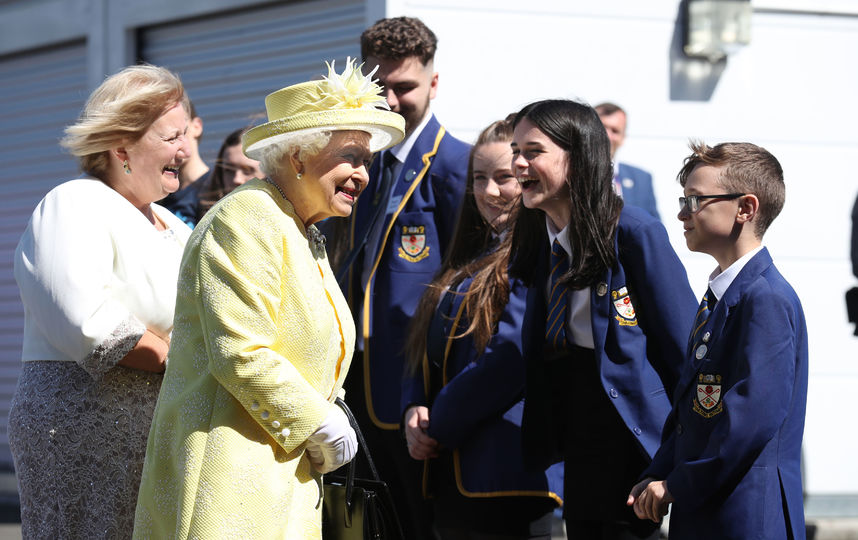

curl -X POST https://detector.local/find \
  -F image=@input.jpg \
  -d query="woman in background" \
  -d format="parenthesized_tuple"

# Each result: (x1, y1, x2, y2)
(195, 126, 263, 221)
(508, 99, 697, 539)
(402, 117, 563, 540)
(10, 64, 193, 538)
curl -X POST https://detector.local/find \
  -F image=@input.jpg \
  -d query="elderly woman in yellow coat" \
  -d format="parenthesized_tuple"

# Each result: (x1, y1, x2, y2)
(133, 59, 405, 539)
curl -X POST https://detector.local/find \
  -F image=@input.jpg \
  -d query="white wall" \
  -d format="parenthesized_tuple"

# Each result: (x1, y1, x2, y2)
(392, 0, 858, 494)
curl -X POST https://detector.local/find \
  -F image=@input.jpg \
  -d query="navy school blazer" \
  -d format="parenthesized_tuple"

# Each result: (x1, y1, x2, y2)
(645, 248, 808, 540)
(617, 162, 660, 220)
(520, 205, 697, 469)
(401, 274, 564, 502)
(347, 114, 470, 429)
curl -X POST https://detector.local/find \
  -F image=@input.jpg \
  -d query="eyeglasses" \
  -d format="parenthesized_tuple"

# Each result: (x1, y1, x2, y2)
(678, 193, 745, 213)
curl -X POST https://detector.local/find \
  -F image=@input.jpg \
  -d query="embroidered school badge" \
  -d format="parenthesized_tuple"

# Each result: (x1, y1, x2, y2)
(693, 373, 723, 418)
(398, 225, 430, 262)
(611, 287, 638, 326)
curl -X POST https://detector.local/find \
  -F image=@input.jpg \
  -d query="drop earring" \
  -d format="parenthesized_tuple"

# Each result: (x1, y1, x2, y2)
(123, 160, 132, 175)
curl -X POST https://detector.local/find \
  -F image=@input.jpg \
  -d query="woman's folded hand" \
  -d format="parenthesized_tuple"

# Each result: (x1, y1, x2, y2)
(305, 404, 357, 473)
(403, 406, 439, 460)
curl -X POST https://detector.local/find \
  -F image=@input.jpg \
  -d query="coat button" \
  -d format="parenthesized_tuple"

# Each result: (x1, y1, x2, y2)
(272, 420, 281, 429)
(677, 423, 684, 435)
(251, 401, 260, 411)
(633, 427, 642, 436)
(609, 388, 619, 398)
(261, 410, 270, 420)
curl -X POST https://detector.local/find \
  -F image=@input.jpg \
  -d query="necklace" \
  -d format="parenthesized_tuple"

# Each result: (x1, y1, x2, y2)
(263, 176, 327, 251)
(263, 176, 288, 201)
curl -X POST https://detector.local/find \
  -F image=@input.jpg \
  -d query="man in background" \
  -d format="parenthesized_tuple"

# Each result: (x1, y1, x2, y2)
(596, 102, 660, 219)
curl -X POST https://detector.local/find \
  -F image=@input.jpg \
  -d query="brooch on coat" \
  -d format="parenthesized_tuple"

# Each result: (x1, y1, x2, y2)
(307, 225, 327, 251)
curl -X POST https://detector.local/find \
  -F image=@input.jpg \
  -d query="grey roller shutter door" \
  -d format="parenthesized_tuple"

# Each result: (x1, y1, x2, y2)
(139, 0, 366, 164)
(0, 41, 88, 468)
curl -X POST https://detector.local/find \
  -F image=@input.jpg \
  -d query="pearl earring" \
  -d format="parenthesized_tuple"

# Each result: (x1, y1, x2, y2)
(296, 172, 303, 180)
(123, 160, 132, 175)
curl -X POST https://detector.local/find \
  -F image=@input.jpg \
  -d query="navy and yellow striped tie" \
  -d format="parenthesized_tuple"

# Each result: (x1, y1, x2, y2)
(690, 287, 715, 346)
(546, 240, 570, 350)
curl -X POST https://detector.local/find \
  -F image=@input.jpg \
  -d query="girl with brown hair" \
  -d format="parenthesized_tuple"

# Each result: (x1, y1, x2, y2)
(402, 116, 563, 540)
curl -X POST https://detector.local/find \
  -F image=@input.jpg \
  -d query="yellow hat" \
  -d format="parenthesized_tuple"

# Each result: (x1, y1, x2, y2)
(243, 58, 405, 159)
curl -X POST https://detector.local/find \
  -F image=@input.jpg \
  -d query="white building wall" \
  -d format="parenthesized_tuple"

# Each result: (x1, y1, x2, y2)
(387, 0, 858, 495)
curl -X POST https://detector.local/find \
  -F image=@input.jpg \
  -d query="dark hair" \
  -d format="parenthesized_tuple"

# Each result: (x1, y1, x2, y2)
(196, 127, 247, 221)
(404, 116, 517, 374)
(509, 99, 622, 289)
(360, 16, 437, 65)
(678, 140, 784, 237)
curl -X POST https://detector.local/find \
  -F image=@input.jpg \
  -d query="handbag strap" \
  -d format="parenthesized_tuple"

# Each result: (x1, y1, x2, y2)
(335, 397, 381, 487)
(332, 397, 404, 539)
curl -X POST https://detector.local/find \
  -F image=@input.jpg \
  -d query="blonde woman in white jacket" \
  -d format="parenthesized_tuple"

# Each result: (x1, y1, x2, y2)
(10, 64, 192, 539)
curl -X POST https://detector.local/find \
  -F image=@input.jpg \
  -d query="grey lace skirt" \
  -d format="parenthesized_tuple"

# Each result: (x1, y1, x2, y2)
(8, 361, 163, 540)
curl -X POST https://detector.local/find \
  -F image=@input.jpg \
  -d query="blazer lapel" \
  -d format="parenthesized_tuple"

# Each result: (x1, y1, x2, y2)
(394, 116, 441, 197)
(589, 233, 619, 354)
(523, 242, 549, 346)
(675, 248, 775, 395)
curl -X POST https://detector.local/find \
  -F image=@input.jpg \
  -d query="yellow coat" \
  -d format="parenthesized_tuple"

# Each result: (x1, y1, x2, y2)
(134, 178, 354, 539)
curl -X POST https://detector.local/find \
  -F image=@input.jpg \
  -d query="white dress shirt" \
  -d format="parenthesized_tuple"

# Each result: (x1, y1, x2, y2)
(545, 216, 595, 349)
(708, 245, 764, 302)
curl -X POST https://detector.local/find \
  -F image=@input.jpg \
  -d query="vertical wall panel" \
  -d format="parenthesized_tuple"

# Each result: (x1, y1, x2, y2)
(0, 41, 88, 468)
(139, 0, 366, 164)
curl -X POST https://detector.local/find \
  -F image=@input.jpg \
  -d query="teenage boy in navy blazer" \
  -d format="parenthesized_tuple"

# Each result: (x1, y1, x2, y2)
(627, 141, 809, 539)
(340, 16, 470, 540)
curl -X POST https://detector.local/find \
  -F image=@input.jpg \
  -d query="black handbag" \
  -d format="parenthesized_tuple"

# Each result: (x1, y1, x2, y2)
(322, 398, 404, 540)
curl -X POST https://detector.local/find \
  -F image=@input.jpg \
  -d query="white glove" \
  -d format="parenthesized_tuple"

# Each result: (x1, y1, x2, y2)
(305, 404, 357, 473)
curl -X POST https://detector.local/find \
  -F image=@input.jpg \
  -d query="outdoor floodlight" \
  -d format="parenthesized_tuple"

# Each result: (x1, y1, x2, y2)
(684, 0, 752, 61)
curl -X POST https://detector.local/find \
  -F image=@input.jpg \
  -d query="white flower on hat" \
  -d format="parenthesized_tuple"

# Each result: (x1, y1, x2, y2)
(316, 57, 390, 111)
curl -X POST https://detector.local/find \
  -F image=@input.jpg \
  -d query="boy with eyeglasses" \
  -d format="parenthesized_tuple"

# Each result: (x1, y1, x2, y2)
(626, 141, 808, 539)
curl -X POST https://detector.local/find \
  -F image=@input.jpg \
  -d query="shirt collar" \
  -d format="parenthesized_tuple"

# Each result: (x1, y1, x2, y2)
(390, 110, 433, 164)
(708, 245, 764, 301)
(545, 215, 572, 261)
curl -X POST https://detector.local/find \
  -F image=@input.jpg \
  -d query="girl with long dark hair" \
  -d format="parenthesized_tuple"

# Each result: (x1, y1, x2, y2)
(194, 127, 262, 221)
(402, 117, 563, 540)
(508, 99, 696, 539)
